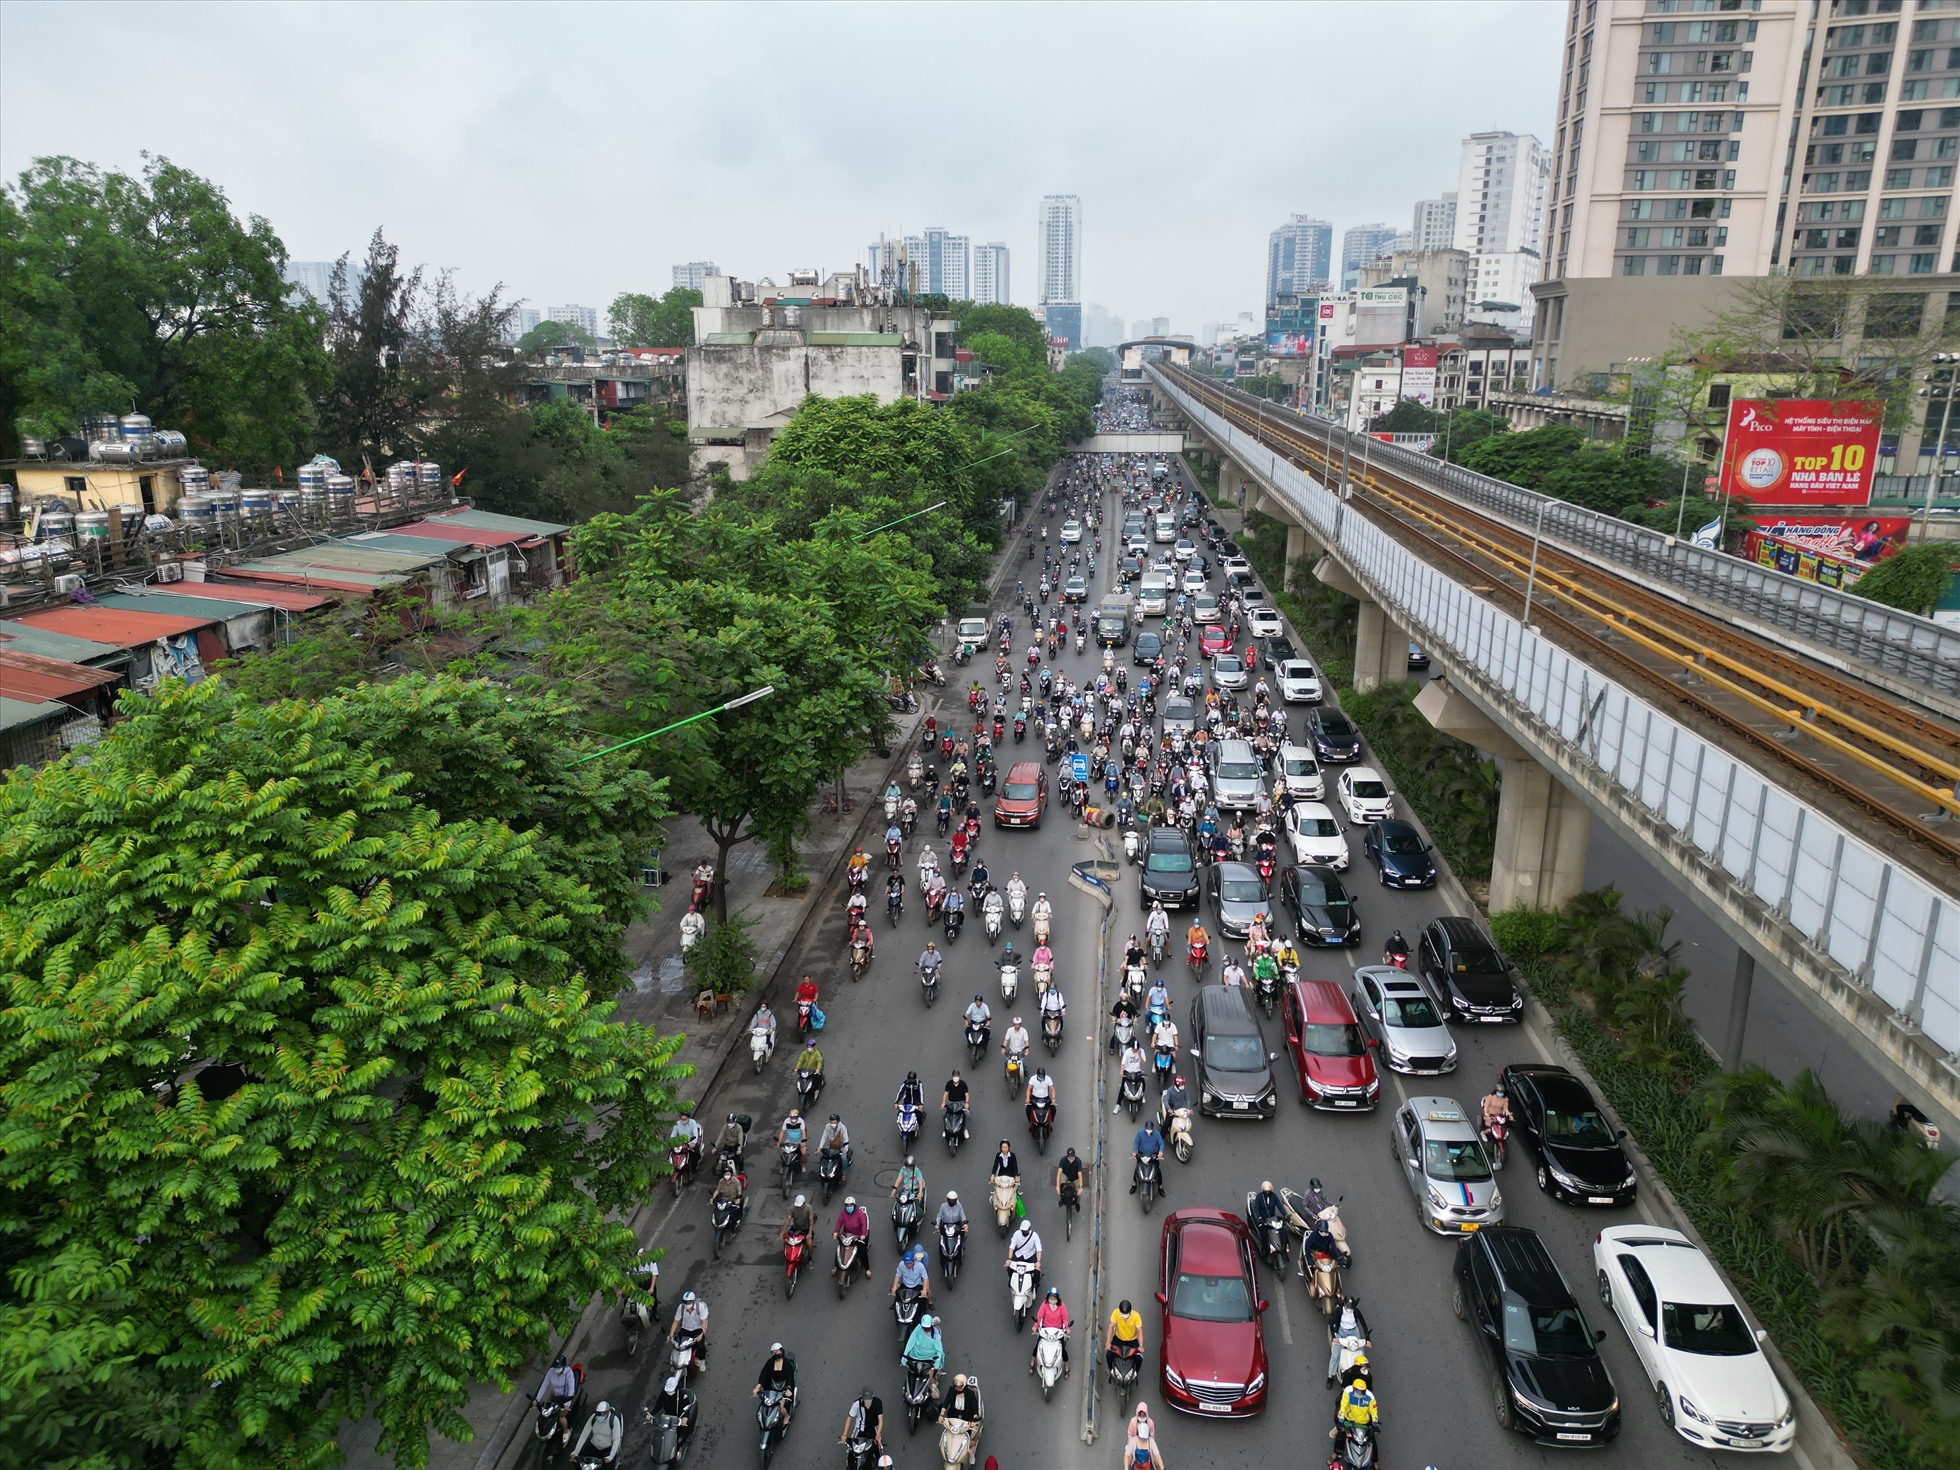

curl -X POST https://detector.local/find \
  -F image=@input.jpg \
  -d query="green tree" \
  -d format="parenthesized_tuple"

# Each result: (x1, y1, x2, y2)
(1069, 347, 1116, 378)
(607, 287, 701, 348)
(965, 329, 1038, 378)
(1368, 399, 1444, 434)
(515, 318, 594, 355)
(1851, 543, 1956, 616)
(1430, 407, 1509, 463)
(316, 228, 424, 468)
(954, 303, 1046, 361)
(0, 154, 327, 470)
(0, 677, 680, 1470)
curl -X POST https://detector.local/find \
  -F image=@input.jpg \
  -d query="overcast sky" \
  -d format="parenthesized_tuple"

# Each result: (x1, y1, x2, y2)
(0, 0, 1562, 333)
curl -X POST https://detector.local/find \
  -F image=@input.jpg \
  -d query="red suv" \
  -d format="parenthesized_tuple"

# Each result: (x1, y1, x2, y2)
(1157, 1208, 1269, 1417)
(993, 760, 1048, 829)
(1281, 978, 1381, 1111)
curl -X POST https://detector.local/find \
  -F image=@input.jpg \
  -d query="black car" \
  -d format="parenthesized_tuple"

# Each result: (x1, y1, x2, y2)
(1419, 916, 1522, 1023)
(1453, 1227, 1620, 1446)
(1499, 1064, 1637, 1206)
(1260, 636, 1298, 673)
(1361, 819, 1437, 889)
(1187, 984, 1277, 1118)
(1407, 641, 1430, 670)
(1306, 708, 1363, 764)
(1133, 632, 1164, 666)
(1277, 864, 1361, 948)
(1139, 827, 1201, 911)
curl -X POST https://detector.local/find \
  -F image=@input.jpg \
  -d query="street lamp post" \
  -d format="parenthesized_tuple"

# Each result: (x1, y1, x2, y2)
(1521, 496, 1552, 628)
(1921, 352, 1960, 542)
(569, 685, 777, 766)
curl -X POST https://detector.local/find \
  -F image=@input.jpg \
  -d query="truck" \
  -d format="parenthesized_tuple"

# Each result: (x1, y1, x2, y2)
(1135, 573, 1170, 618)
(1095, 592, 1134, 648)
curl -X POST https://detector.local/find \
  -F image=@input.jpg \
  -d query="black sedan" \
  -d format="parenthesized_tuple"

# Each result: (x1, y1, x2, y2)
(1134, 632, 1164, 667)
(1499, 1063, 1638, 1206)
(1306, 708, 1362, 764)
(1360, 820, 1437, 889)
(1277, 864, 1360, 947)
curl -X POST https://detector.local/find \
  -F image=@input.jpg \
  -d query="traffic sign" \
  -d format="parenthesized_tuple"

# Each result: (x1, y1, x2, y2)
(1069, 754, 1090, 783)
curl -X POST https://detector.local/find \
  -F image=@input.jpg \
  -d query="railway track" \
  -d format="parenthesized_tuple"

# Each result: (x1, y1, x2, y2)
(1169, 369, 1960, 873)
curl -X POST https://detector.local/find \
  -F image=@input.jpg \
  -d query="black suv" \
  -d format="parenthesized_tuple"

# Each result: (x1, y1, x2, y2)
(1187, 984, 1277, 1118)
(1452, 1227, 1620, 1445)
(1260, 636, 1298, 673)
(1306, 708, 1362, 764)
(1419, 916, 1522, 1023)
(1139, 826, 1201, 911)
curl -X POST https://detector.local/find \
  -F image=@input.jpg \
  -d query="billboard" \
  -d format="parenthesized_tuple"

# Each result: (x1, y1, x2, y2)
(1265, 331, 1312, 357)
(1719, 399, 1883, 506)
(1740, 530, 1875, 591)
(1352, 287, 1407, 349)
(1400, 345, 1438, 405)
(1747, 513, 1910, 564)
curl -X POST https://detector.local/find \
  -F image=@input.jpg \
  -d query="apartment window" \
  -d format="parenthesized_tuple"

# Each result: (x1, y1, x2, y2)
(1711, 255, 1724, 274)
(1837, 228, 1863, 248)
(1871, 253, 1900, 273)
(1688, 226, 1712, 246)
(1820, 114, 1851, 136)
(1822, 84, 1857, 105)
(1893, 138, 1921, 161)
(1880, 196, 1910, 218)
(1647, 50, 1674, 73)
(1622, 255, 1648, 275)
(1807, 171, 1843, 191)
(1802, 229, 1831, 249)
(1626, 227, 1649, 247)
(1869, 51, 1896, 75)
(1911, 252, 1938, 272)
(1904, 80, 1932, 101)
(1943, 108, 1960, 127)
(1928, 165, 1956, 186)
(1835, 256, 1856, 275)
(1799, 256, 1830, 275)
(1683, 257, 1706, 275)
(1632, 169, 1657, 189)
(1696, 168, 1721, 188)
(1658, 255, 1683, 275)
(1951, 46, 1960, 68)
(1898, 109, 1925, 131)
(1857, 112, 1884, 134)
(1909, 48, 1935, 72)
(1876, 224, 1904, 245)
(1663, 226, 1687, 246)
(1640, 111, 1660, 132)
(1917, 223, 1944, 244)
(1864, 82, 1889, 104)
(1922, 195, 1950, 216)
(1830, 24, 1867, 48)
(1684, 81, 1704, 101)
(1650, 21, 1676, 42)
(1831, 53, 1861, 79)
(1886, 166, 1915, 187)
(1643, 82, 1664, 103)
(1914, 18, 1940, 42)
(1936, 136, 1960, 159)
(1640, 140, 1663, 161)
(1625, 198, 1657, 219)
(1851, 144, 1878, 166)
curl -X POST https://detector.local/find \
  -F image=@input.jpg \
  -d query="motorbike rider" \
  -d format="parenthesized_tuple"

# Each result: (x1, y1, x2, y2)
(1037, 977, 1066, 1031)
(750, 1001, 778, 1054)
(990, 1139, 1022, 1181)
(848, 845, 871, 882)
(885, 870, 906, 914)
(649, 1372, 698, 1455)
(1130, 1117, 1166, 1196)
(893, 1153, 927, 1211)
(935, 1189, 969, 1248)
(1220, 954, 1247, 989)
(1327, 1296, 1374, 1390)
(1144, 975, 1171, 1022)
(1007, 1215, 1044, 1293)
(938, 1373, 984, 1445)
(902, 1312, 946, 1395)
(794, 1037, 825, 1089)
(710, 1160, 747, 1218)
(678, 905, 705, 952)
(1119, 1035, 1148, 1096)
(1145, 900, 1171, 952)
(1248, 1180, 1285, 1240)
(1105, 1298, 1145, 1375)
(1160, 1073, 1192, 1124)
(834, 1195, 872, 1272)
(820, 1113, 853, 1174)
(1125, 1402, 1165, 1470)
(782, 1193, 815, 1246)
(1184, 919, 1210, 962)
(1030, 890, 1054, 935)
(1150, 1013, 1179, 1078)
(1001, 1016, 1032, 1072)
(670, 1100, 704, 1153)
(1335, 1374, 1379, 1441)
(894, 1070, 926, 1124)
(942, 885, 965, 926)
(1024, 1064, 1058, 1124)
(777, 1109, 808, 1175)
(667, 1290, 710, 1370)
(714, 1111, 748, 1171)
(1054, 1145, 1085, 1209)
(962, 993, 992, 1048)
(1481, 1084, 1512, 1138)
(917, 941, 944, 988)
(892, 1237, 934, 1304)
(1031, 1286, 1072, 1377)
(838, 1387, 885, 1459)
(1383, 927, 1410, 965)
(1246, 910, 1272, 953)
(572, 1398, 626, 1466)
(533, 1351, 579, 1409)
(1005, 870, 1028, 913)
(753, 1343, 799, 1429)
(941, 1069, 971, 1139)
(1123, 931, 1147, 972)
(1108, 992, 1140, 1055)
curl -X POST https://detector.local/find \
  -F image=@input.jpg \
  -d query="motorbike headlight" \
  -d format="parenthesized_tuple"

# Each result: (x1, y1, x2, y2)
(1677, 1393, 1711, 1425)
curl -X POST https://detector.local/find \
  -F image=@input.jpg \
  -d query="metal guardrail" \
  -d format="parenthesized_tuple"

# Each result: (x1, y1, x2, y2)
(1154, 366, 1960, 1065)
(1176, 370, 1960, 697)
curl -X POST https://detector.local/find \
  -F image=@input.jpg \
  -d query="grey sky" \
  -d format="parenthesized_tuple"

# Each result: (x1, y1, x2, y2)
(0, 0, 1561, 333)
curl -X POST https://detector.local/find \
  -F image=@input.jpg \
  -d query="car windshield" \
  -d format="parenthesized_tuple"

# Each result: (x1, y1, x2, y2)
(1350, 780, 1388, 800)
(1503, 1298, 1599, 1359)
(1424, 1137, 1493, 1181)
(1662, 1301, 1760, 1357)
(1303, 1022, 1366, 1057)
(1164, 701, 1194, 723)
(1380, 992, 1442, 1028)
(1147, 850, 1194, 874)
(1171, 1271, 1253, 1323)
(1450, 942, 1505, 974)
(1003, 781, 1038, 800)
(1299, 815, 1340, 838)
(1218, 759, 1261, 781)
(1543, 1105, 1615, 1143)
(1284, 757, 1316, 776)
(1318, 717, 1355, 741)
(1215, 656, 1242, 673)
(1196, 596, 1217, 609)
(1383, 830, 1425, 855)
(1283, 663, 1314, 678)
(1137, 638, 1161, 654)
(1296, 874, 1351, 906)
(1067, 581, 1085, 593)
(1204, 1033, 1267, 1073)
(1219, 877, 1266, 902)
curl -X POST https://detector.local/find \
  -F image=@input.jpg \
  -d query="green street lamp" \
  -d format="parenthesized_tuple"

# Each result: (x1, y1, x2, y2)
(569, 685, 777, 765)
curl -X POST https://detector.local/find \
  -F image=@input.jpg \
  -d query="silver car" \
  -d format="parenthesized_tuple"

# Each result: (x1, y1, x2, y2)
(1209, 739, 1264, 813)
(1211, 653, 1249, 691)
(1351, 966, 1457, 1075)
(1206, 861, 1273, 939)
(1392, 1096, 1503, 1235)
(1162, 696, 1197, 737)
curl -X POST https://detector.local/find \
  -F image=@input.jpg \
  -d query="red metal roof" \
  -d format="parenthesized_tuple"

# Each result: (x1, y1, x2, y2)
(388, 519, 533, 548)
(0, 648, 120, 702)
(5, 606, 215, 648)
(171, 581, 338, 612)
(212, 570, 379, 597)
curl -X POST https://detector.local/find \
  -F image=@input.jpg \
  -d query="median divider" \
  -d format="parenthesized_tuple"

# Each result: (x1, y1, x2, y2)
(1077, 848, 1118, 1448)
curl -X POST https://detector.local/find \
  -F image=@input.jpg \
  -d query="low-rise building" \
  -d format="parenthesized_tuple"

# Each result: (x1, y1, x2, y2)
(1356, 249, 1472, 338)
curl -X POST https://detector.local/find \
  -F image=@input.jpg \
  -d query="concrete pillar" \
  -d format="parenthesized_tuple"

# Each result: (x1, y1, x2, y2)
(1312, 554, 1368, 600)
(1353, 600, 1407, 693)
(1284, 521, 1321, 571)
(1489, 757, 1593, 913)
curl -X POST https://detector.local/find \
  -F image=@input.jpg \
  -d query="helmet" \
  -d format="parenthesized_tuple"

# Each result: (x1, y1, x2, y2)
(1118, 1298, 1133, 1314)
(552, 1353, 568, 1369)
(664, 1373, 681, 1396)
(596, 1401, 611, 1415)
(905, 1154, 914, 1166)
(1351, 1378, 1367, 1393)
(1495, 1086, 1507, 1098)
(1046, 1286, 1060, 1299)
(793, 1193, 806, 1207)
(1012, 1017, 1023, 1027)
(1036, 1067, 1048, 1079)
(844, 1195, 857, 1208)
(1172, 1074, 1185, 1088)
(829, 1112, 840, 1122)
(727, 1112, 738, 1122)
(1260, 1180, 1274, 1192)
(907, 1070, 918, 1082)
(920, 1313, 935, 1329)
(947, 1190, 959, 1201)
(974, 994, 984, 1003)
(771, 1342, 784, 1355)
(681, 1291, 695, 1304)
(1309, 1176, 1323, 1191)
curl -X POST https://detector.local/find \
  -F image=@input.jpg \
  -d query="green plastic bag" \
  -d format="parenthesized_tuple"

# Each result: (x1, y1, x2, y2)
(1016, 1193, 1027, 1219)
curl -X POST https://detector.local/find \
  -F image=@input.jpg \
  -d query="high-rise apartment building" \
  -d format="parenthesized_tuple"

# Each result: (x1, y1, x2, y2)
(282, 261, 338, 305)
(507, 306, 542, 344)
(1037, 195, 1082, 305)
(1085, 303, 1123, 348)
(1341, 223, 1399, 290)
(1412, 194, 1459, 252)
(547, 304, 600, 337)
(1267, 215, 1334, 304)
(672, 261, 720, 291)
(1453, 130, 1551, 320)
(912, 228, 970, 299)
(972, 242, 1011, 304)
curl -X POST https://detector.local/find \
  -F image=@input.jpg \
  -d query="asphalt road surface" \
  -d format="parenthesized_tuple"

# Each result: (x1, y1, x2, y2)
(561, 461, 1775, 1470)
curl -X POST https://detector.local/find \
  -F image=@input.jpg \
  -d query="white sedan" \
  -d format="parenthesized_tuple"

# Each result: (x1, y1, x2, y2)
(1594, 1225, 1795, 1453)
(1193, 592, 1222, 624)
(1284, 801, 1348, 868)
(1181, 568, 1206, 596)
(1276, 743, 1325, 800)
(1060, 519, 1085, 544)
(1173, 538, 1197, 562)
(1221, 553, 1252, 578)
(1276, 659, 1323, 704)
(1245, 606, 1283, 639)
(1337, 767, 1394, 825)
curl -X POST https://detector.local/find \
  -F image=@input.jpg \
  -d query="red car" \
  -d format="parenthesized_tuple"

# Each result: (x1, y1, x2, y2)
(1157, 1208, 1269, 1417)
(1198, 624, 1233, 657)
(993, 760, 1049, 829)
(1281, 978, 1381, 1111)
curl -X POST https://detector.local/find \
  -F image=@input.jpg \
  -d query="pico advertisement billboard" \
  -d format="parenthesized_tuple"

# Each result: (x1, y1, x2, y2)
(1719, 399, 1883, 506)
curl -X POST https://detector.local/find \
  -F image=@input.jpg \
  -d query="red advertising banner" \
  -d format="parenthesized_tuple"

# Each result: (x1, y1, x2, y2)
(1746, 513, 1910, 565)
(1720, 399, 1883, 506)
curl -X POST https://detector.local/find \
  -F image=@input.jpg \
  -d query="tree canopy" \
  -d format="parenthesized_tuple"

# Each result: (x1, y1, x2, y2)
(607, 287, 701, 349)
(513, 318, 593, 354)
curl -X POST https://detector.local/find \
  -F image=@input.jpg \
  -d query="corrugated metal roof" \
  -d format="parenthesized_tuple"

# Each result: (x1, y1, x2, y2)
(219, 565, 401, 591)
(387, 520, 531, 548)
(0, 622, 126, 665)
(170, 581, 336, 612)
(0, 648, 120, 702)
(0, 694, 71, 734)
(258, 544, 445, 574)
(425, 508, 570, 538)
(7, 605, 216, 648)
(808, 332, 902, 346)
(338, 532, 477, 557)
(97, 592, 282, 625)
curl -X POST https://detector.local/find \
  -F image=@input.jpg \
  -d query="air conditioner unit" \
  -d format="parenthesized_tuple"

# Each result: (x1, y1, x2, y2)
(53, 573, 84, 594)
(155, 563, 185, 583)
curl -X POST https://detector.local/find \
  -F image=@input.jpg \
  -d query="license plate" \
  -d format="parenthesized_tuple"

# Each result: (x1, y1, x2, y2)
(1556, 1432, 1592, 1442)
(1332, 1100, 1359, 1108)
(1587, 1196, 1616, 1205)
(1232, 1100, 1248, 1110)
(1458, 1222, 1480, 1231)
(1200, 1403, 1230, 1414)
(1479, 1015, 1508, 1023)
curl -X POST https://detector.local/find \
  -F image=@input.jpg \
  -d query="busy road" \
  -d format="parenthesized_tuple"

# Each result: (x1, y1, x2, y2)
(562, 431, 1792, 1469)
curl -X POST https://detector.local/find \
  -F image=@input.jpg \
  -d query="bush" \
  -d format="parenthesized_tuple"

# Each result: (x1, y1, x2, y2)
(1489, 907, 1561, 959)
(684, 908, 760, 998)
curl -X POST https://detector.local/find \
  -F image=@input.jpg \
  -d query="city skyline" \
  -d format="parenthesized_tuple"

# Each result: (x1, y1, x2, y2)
(0, 2, 1559, 332)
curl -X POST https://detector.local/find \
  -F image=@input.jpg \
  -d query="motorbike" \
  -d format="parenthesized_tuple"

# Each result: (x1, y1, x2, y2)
(1153, 1044, 1176, 1091)
(849, 935, 872, 981)
(1041, 1009, 1064, 1054)
(1123, 825, 1141, 864)
(782, 1229, 810, 1298)
(897, 1101, 922, 1152)
(1307, 1247, 1343, 1317)
(900, 803, 918, 837)
(949, 844, 968, 878)
(886, 835, 903, 869)
(1035, 1323, 1068, 1401)
(894, 1280, 926, 1340)
(1483, 1113, 1509, 1170)
(1007, 886, 1026, 928)
(796, 1067, 823, 1112)
(818, 1145, 847, 1205)
(1255, 965, 1281, 1016)
(893, 1189, 923, 1250)
(1013, 714, 1026, 744)
(918, 962, 941, 1007)
(1285, 1184, 1353, 1268)
(939, 1219, 965, 1283)
(998, 957, 1019, 1001)
(1004, 1049, 1025, 1097)
(1188, 939, 1209, 979)
(965, 1019, 989, 1066)
(711, 1191, 744, 1259)
(1119, 1069, 1145, 1118)
(531, 1367, 589, 1458)
(1381, 935, 1409, 969)
(1330, 1420, 1379, 1470)
(835, 1233, 866, 1298)
(1111, 1013, 1135, 1056)
(908, 754, 925, 789)
(943, 1100, 968, 1152)
(1107, 1341, 1143, 1400)
(778, 1139, 802, 1196)
(668, 1138, 699, 1197)
(991, 1175, 1020, 1237)
(796, 998, 817, 1042)
(1248, 1196, 1290, 1273)
(903, 1354, 938, 1434)
(1008, 1259, 1040, 1331)
(944, 905, 964, 943)
(888, 886, 904, 927)
(1133, 1152, 1162, 1213)
(751, 1025, 775, 1073)
(756, 1385, 792, 1470)
(1027, 1096, 1056, 1154)
(924, 886, 946, 922)
(1164, 1104, 1195, 1164)
(983, 896, 1004, 944)
(1149, 929, 1167, 968)
(1123, 962, 1148, 1002)
(845, 1431, 879, 1470)
(642, 1399, 692, 1469)
(1033, 909, 1052, 946)
(940, 1415, 981, 1470)
(622, 1298, 654, 1357)
(689, 868, 716, 913)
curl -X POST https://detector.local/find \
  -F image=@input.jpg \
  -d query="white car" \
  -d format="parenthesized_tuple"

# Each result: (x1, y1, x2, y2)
(1181, 568, 1206, 596)
(1276, 660, 1323, 704)
(1220, 553, 1252, 578)
(1193, 592, 1221, 624)
(1060, 520, 1084, 544)
(1275, 743, 1325, 800)
(1337, 766, 1394, 825)
(1173, 538, 1196, 562)
(1245, 606, 1283, 639)
(1594, 1226, 1795, 1453)
(1284, 801, 1347, 868)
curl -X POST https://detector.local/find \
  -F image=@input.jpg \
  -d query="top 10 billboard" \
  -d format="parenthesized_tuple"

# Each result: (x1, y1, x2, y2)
(1720, 399, 1883, 507)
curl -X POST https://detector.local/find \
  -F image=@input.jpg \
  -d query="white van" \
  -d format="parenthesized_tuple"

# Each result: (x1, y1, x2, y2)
(1137, 573, 1170, 617)
(1153, 513, 1176, 544)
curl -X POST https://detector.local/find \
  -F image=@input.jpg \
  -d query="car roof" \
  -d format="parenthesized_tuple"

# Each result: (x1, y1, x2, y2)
(1603, 1228, 1731, 1298)
(1476, 1227, 1571, 1302)
(1147, 826, 1190, 849)
(1406, 1096, 1477, 1140)
(1197, 983, 1263, 1033)
(1375, 818, 1419, 836)
(1006, 760, 1042, 780)
(1217, 738, 1254, 756)
(1213, 860, 1261, 881)
(1293, 800, 1337, 820)
(1176, 1217, 1247, 1275)
(1344, 765, 1384, 782)
(1508, 1064, 1594, 1106)
(1291, 977, 1358, 1023)
(1315, 708, 1354, 727)
(1429, 914, 1484, 944)
(1280, 744, 1314, 759)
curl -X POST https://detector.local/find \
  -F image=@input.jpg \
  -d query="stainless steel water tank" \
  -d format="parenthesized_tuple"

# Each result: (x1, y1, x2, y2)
(151, 429, 187, 457)
(37, 507, 75, 541)
(417, 461, 442, 490)
(75, 510, 111, 542)
(176, 494, 214, 539)
(299, 488, 327, 522)
(326, 474, 356, 520)
(90, 439, 137, 463)
(297, 462, 329, 492)
(119, 413, 153, 439)
(178, 464, 211, 497)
